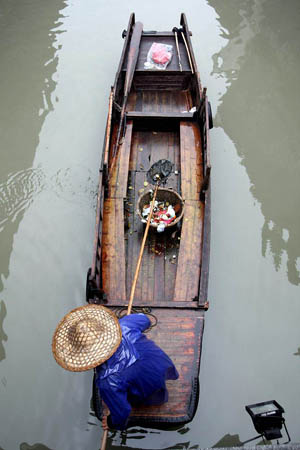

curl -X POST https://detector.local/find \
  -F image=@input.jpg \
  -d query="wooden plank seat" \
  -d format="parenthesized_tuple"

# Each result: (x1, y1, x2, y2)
(126, 111, 194, 120)
(127, 90, 193, 113)
(180, 121, 203, 200)
(173, 122, 204, 302)
(174, 200, 203, 301)
(129, 309, 204, 425)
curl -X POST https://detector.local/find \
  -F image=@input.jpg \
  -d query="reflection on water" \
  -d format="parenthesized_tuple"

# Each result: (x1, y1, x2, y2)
(293, 347, 300, 357)
(0, 300, 8, 361)
(19, 443, 54, 450)
(209, 0, 300, 285)
(0, 164, 96, 294)
(212, 433, 242, 448)
(0, 0, 67, 292)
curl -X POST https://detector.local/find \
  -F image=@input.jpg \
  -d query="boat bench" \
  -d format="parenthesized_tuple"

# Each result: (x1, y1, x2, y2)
(126, 111, 194, 120)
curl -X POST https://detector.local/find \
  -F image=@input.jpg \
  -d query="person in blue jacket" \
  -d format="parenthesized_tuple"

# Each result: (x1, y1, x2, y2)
(97, 312, 179, 430)
(52, 304, 179, 431)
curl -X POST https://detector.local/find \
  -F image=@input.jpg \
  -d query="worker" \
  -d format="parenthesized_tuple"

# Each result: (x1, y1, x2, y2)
(52, 304, 179, 430)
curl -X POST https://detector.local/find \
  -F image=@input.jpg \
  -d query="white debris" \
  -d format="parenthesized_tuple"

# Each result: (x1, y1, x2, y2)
(167, 205, 176, 218)
(157, 223, 166, 233)
(142, 206, 151, 217)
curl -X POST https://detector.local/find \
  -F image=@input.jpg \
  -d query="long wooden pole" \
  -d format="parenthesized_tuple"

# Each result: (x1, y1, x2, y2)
(174, 31, 182, 72)
(127, 183, 159, 315)
(103, 88, 114, 168)
(180, 31, 194, 74)
(109, 22, 143, 180)
(100, 430, 108, 450)
(100, 184, 159, 449)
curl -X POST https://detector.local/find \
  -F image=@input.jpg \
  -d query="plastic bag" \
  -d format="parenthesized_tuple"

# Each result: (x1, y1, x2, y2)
(144, 42, 173, 70)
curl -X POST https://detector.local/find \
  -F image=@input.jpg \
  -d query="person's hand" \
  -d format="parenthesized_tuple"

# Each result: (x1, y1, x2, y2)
(102, 415, 109, 430)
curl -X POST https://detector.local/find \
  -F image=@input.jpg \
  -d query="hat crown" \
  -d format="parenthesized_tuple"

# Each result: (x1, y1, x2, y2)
(52, 305, 122, 372)
(71, 318, 102, 350)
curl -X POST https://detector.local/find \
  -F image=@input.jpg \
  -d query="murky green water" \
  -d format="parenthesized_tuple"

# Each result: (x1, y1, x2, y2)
(1, 1, 300, 449)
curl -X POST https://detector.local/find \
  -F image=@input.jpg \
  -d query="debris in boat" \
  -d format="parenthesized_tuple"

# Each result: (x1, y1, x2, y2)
(141, 200, 177, 229)
(181, 106, 197, 113)
(144, 42, 173, 70)
(157, 223, 166, 233)
(144, 181, 148, 187)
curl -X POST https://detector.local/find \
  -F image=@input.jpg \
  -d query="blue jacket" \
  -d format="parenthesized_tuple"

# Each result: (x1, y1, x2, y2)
(96, 313, 179, 430)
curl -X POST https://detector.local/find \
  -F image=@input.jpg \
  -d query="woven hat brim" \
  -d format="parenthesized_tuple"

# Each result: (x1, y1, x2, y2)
(52, 305, 122, 372)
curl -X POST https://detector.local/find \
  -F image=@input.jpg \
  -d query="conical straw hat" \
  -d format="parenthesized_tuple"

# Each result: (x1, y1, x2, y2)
(52, 305, 122, 372)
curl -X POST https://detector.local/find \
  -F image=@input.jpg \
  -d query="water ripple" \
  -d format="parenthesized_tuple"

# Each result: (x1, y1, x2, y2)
(0, 165, 98, 231)
(0, 168, 45, 230)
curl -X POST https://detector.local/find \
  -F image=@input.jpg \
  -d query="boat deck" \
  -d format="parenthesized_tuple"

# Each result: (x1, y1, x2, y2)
(99, 87, 206, 425)
(102, 112, 204, 306)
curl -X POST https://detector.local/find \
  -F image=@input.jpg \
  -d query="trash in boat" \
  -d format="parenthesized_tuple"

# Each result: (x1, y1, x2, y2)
(137, 188, 185, 232)
(144, 43, 173, 70)
(157, 224, 165, 233)
(141, 200, 177, 227)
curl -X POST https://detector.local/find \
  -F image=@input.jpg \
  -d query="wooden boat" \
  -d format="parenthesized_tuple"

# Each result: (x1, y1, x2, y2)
(86, 13, 213, 429)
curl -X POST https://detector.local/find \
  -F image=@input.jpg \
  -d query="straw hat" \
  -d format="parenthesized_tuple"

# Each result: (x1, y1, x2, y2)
(52, 305, 122, 372)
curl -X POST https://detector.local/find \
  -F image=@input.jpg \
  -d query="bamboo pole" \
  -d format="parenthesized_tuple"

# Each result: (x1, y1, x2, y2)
(100, 182, 159, 450)
(180, 31, 194, 74)
(174, 31, 182, 72)
(100, 430, 108, 450)
(103, 88, 114, 168)
(127, 183, 159, 315)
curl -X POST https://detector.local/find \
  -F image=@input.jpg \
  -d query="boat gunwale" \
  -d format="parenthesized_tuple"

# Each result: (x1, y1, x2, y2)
(87, 15, 212, 311)
(87, 14, 212, 427)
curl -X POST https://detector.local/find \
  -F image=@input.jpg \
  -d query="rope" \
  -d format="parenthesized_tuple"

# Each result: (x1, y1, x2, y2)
(114, 307, 158, 332)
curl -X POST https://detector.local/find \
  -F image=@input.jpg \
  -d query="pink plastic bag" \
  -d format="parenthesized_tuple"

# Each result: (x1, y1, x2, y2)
(144, 42, 173, 70)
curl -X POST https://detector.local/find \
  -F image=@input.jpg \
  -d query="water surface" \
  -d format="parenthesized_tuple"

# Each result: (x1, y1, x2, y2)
(0, 0, 300, 449)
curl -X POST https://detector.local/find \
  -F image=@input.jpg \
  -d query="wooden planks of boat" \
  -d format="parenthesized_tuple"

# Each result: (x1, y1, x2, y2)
(86, 12, 213, 429)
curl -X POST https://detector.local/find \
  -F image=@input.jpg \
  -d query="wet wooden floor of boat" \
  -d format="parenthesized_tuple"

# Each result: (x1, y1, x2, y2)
(99, 86, 206, 422)
(102, 90, 204, 306)
(130, 308, 204, 422)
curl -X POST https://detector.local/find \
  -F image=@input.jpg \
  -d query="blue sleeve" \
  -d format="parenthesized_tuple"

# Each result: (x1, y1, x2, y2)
(99, 378, 131, 430)
(120, 313, 150, 332)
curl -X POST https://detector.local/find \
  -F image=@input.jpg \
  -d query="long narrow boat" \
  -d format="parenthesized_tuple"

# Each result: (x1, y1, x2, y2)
(86, 13, 213, 429)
